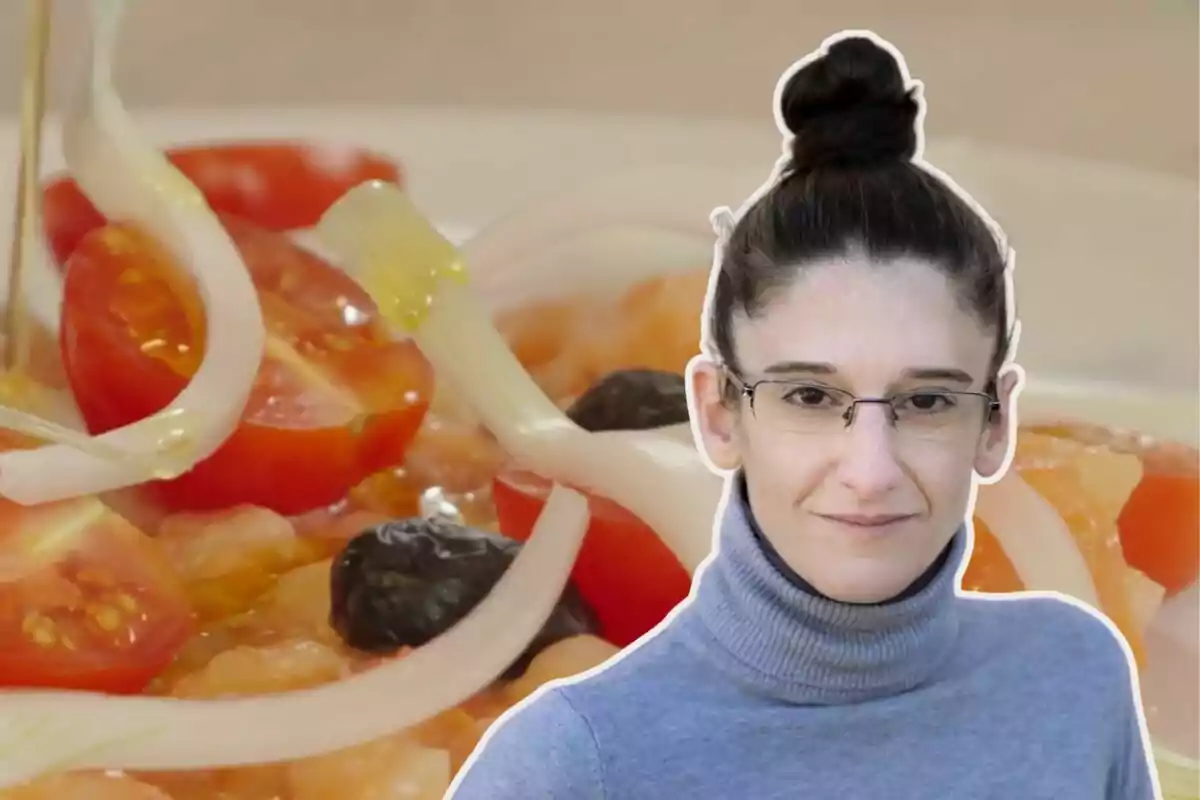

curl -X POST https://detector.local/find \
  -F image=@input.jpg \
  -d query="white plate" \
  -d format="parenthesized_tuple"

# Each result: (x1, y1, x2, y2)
(0, 107, 1196, 780)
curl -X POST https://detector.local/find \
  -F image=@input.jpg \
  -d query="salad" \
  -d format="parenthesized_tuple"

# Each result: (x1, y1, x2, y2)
(0, 1, 1194, 798)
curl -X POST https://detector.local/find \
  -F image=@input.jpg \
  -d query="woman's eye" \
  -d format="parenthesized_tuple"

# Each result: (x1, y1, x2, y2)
(900, 392, 953, 413)
(783, 386, 835, 407)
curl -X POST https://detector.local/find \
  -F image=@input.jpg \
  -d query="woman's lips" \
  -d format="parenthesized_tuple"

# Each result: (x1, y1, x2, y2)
(817, 513, 917, 529)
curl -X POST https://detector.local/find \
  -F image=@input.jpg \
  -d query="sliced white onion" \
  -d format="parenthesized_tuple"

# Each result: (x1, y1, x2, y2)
(316, 181, 721, 573)
(0, 405, 125, 460)
(0, 483, 590, 787)
(0, 0, 264, 504)
(1147, 581, 1199, 660)
(1123, 567, 1167, 636)
(656, 422, 699, 448)
(1142, 581, 1200, 789)
(973, 474, 1100, 607)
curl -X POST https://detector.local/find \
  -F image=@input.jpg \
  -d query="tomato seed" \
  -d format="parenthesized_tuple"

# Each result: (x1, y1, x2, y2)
(74, 567, 116, 588)
(23, 614, 58, 647)
(88, 603, 122, 632)
(20, 612, 41, 635)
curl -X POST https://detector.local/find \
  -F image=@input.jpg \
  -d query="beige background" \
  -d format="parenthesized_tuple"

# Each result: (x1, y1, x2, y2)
(0, 0, 1196, 179)
(0, 1, 1195, 400)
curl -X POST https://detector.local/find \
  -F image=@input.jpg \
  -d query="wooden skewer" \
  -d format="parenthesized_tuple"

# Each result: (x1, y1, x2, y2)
(3, 0, 53, 373)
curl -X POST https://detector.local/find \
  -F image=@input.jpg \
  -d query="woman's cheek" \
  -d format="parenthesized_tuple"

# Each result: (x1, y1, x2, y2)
(745, 429, 830, 500)
(911, 444, 980, 522)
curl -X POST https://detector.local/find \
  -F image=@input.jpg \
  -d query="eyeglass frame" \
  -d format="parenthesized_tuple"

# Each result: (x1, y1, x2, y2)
(722, 369, 1002, 431)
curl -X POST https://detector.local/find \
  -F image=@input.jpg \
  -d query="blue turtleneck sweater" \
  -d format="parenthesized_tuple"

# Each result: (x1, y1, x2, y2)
(450, 477, 1160, 799)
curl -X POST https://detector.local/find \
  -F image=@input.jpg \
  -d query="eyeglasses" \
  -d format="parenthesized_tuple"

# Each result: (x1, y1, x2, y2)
(728, 374, 999, 442)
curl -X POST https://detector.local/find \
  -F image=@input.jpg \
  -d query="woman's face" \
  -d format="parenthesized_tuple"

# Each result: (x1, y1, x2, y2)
(689, 255, 1020, 604)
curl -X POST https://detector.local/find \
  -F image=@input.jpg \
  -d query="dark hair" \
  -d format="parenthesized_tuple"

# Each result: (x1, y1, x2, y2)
(708, 35, 1012, 398)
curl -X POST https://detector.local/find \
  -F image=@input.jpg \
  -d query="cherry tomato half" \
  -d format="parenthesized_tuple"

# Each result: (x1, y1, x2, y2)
(43, 140, 403, 265)
(0, 435, 194, 693)
(60, 214, 433, 515)
(1119, 469, 1199, 596)
(492, 470, 692, 647)
(1026, 422, 1199, 596)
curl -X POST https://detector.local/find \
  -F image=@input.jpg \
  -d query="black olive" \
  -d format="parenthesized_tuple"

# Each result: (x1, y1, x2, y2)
(566, 368, 689, 432)
(329, 517, 600, 680)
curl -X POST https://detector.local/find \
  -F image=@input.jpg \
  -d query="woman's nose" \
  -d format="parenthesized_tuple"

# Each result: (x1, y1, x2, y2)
(834, 404, 905, 500)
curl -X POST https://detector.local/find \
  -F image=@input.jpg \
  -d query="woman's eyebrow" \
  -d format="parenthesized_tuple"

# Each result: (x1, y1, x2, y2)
(762, 361, 836, 376)
(760, 362, 976, 386)
(899, 367, 975, 385)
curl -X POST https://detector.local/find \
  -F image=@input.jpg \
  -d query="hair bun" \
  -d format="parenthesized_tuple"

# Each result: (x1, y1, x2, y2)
(779, 35, 920, 172)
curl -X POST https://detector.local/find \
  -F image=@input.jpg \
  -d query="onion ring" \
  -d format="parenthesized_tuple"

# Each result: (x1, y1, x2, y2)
(0, 0, 265, 505)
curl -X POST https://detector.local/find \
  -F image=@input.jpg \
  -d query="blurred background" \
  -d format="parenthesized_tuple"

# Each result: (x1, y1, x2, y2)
(0, 0, 1195, 179)
(0, 3, 1195, 791)
(0, 0, 1196, 394)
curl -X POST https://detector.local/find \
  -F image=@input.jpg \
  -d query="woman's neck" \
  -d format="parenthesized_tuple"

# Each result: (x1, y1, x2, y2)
(680, 473, 965, 706)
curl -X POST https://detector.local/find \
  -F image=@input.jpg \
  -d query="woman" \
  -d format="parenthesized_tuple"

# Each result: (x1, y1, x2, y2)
(450, 31, 1158, 799)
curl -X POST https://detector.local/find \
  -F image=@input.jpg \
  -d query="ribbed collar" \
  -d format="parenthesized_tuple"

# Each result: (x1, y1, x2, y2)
(679, 475, 965, 706)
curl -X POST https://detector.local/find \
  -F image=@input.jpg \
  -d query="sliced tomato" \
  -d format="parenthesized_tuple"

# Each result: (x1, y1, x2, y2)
(1119, 469, 1199, 597)
(492, 470, 692, 647)
(0, 433, 194, 693)
(60, 214, 434, 515)
(43, 140, 403, 265)
(1024, 422, 1199, 597)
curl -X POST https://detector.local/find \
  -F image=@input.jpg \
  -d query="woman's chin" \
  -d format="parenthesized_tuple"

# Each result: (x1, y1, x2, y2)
(812, 566, 923, 605)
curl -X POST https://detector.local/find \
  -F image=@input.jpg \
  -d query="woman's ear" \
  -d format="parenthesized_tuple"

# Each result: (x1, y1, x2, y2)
(686, 355, 743, 474)
(975, 365, 1024, 484)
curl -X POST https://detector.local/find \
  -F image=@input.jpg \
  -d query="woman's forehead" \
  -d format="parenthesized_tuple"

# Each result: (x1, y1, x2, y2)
(737, 256, 994, 382)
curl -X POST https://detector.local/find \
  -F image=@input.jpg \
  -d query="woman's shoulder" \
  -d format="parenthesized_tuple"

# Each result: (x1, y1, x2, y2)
(556, 617, 717, 699)
(531, 615, 741, 732)
(449, 684, 605, 799)
(961, 588, 1126, 637)
(450, 627, 711, 798)
(958, 590, 1137, 685)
